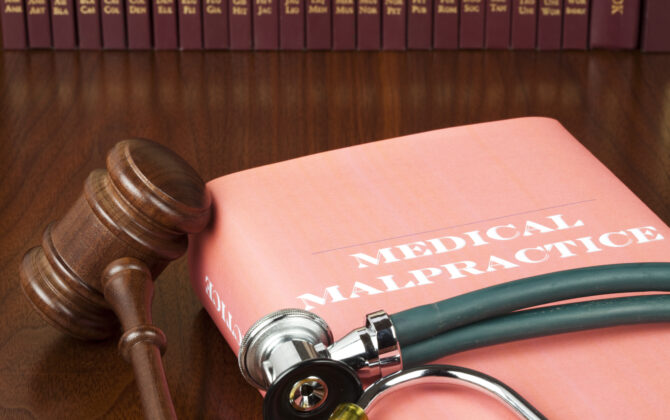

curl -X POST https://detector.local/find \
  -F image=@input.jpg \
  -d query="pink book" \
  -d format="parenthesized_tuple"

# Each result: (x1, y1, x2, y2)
(190, 118, 670, 419)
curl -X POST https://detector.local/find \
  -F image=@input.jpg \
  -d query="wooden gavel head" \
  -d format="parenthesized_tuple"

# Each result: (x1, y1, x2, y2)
(20, 139, 211, 340)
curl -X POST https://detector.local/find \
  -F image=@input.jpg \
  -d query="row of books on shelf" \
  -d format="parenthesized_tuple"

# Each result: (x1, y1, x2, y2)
(1, 0, 669, 51)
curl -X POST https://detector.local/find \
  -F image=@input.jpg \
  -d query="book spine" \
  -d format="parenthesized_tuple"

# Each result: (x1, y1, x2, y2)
(153, 0, 178, 49)
(101, 0, 125, 49)
(254, 0, 278, 49)
(460, 0, 484, 48)
(280, 0, 303, 49)
(27, 0, 52, 47)
(332, 0, 354, 49)
(51, 0, 76, 48)
(1, 0, 28, 48)
(179, 0, 203, 49)
(510, 0, 536, 48)
(126, 0, 151, 48)
(229, 0, 252, 49)
(357, 0, 380, 49)
(382, 0, 405, 49)
(76, 0, 102, 48)
(433, 0, 458, 49)
(306, 0, 331, 49)
(562, 0, 588, 49)
(590, 0, 641, 49)
(485, 0, 510, 48)
(203, 0, 229, 48)
(536, 0, 562, 50)
(641, 0, 670, 52)
(407, 0, 430, 49)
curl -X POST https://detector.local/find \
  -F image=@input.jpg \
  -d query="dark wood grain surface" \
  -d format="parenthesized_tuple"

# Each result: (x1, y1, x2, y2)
(0, 50, 669, 419)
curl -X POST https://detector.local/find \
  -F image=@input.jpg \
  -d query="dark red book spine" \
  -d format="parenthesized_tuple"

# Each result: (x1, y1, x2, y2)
(433, 0, 458, 49)
(153, 0, 177, 49)
(510, 0, 536, 49)
(280, 0, 303, 49)
(230, 0, 252, 49)
(536, 0, 561, 49)
(76, 0, 102, 48)
(460, 0, 484, 48)
(485, 0, 510, 48)
(357, 0, 380, 49)
(562, 0, 588, 49)
(203, 0, 229, 48)
(101, 0, 125, 49)
(2, 0, 27, 48)
(179, 0, 203, 49)
(306, 0, 330, 49)
(254, 0, 278, 49)
(641, 0, 670, 52)
(51, 0, 76, 48)
(27, 0, 52, 47)
(126, 0, 151, 48)
(382, 0, 404, 49)
(590, 0, 641, 49)
(407, 0, 430, 49)
(332, 0, 354, 49)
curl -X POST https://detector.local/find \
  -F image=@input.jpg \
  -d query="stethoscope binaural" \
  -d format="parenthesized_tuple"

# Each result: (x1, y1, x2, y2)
(238, 262, 670, 419)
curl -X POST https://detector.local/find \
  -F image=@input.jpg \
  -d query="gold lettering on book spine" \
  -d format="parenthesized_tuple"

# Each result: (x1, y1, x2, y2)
(27, 0, 46, 14)
(128, 0, 147, 14)
(4, 0, 23, 13)
(205, 0, 222, 14)
(564, 0, 585, 15)
(52, 0, 68, 15)
(284, 0, 299, 14)
(489, 0, 506, 13)
(103, 0, 120, 14)
(358, 0, 376, 14)
(436, 0, 456, 14)
(410, 0, 425, 14)
(462, 0, 481, 13)
(335, 0, 352, 14)
(517, 0, 535, 15)
(232, 0, 247, 15)
(540, 0, 560, 16)
(611, 0, 623, 15)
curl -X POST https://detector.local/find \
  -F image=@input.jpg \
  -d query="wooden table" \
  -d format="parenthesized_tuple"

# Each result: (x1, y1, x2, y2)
(0, 50, 668, 419)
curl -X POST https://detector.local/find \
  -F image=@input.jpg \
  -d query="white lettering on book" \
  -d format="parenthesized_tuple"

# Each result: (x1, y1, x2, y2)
(204, 276, 243, 345)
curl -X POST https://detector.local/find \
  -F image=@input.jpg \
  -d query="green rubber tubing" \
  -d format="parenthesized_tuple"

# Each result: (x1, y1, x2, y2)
(402, 294, 670, 368)
(391, 263, 670, 347)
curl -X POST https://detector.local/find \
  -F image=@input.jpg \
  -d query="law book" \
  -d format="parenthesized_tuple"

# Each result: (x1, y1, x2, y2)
(590, 0, 641, 49)
(460, 0, 485, 48)
(203, 0, 228, 49)
(536, 0, 562, 50)
(26, 0, 52, 48)
(382, 0, 405, 50)
(229, 0, 252, 49)
(640, 0, 670, 52)
(485, 0, 511, 49)
(153, 0, 178, 49)
(407, 0, 431, 49)
(76, 0, 102, 48)
(306, 0, 330, 49)
(51, 0, 76, 48)
(433, 0, 458, 49)
(190, 117, 670, 419)
(253, 0, 278, 49)
(562, 0, 588, 49)
(101, 0, 125, 49)
(126, 0, 151, 48)
(280, 0, 304, 49)
(510, 0, 536, 49)
(357, 0, 380, 50)
(1, 0, 27, 48)
(332, 0, 354, 50)
(179, 0, 203, 49)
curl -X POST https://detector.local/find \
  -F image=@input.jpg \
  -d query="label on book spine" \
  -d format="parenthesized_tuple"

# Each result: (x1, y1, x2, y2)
(460, 0, 484, 48)
(485, 0, 510, 49)
(562, 0, 588, 49)
(101, 0, 125, 49)
(153, 0, 177, 49)
(332, 0, 354, 49)
(510, 0, 536, 49)
(254, 0, 278, 49)
(280, 0, 304, 49)
(51, 0, 76, 48)
(383, 0, 405, 50)
(407, 0, 430, 49)
(536, 0, 561, 50)
(590, 0, 641, 49)
(27, 0, 52, 48)
(641, 0, 670, 52)
(126, 0, 151, 48)
(306, 0, 330, 49)
(76, 0, 102, 48)
(1, 0, 27, 48)
(230, 0, 252, 49)
(433, 0, 458, 49)
(179, 0, 203, 49)
(357, 0, 380, 49)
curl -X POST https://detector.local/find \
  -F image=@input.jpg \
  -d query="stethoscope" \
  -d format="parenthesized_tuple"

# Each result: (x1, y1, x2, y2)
(238, 262, 670, 419)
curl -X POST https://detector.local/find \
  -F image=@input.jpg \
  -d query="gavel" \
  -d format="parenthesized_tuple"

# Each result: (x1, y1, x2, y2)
(19, 139, 211, 419)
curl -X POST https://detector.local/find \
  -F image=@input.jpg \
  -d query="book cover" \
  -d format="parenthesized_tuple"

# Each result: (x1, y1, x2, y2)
(254, 0, 278, 49)
(280, 0, 304, 49)
(51, 0, 76, 48)
(190, 117, 670, 419)
(101, 0, 125, 49)
(510, 0, 536, 49)
(433, 0, 458, 49)
(332, 0, 354, 50)
(1, 0, 27, 48)
(179, 0, 203, 49)
(485, 0, 510, 49)
(126, 0, 151, 48)
(26, 0, 52, 48)
(306, 0, 330, 49)
(407, 0, 430, 49)
(536, 0, 562, 50)
(382, 0, 405, 50)
(357, 0, 380, 50)
(229, 0, 252, 49)
(76, 0, 102, 49)
(562, 0, 588, 49)
(641, 0, 670, 52)
(590, 0, 641, 49)
(153, 0, 178, 49)
(460, 0, 485, 48)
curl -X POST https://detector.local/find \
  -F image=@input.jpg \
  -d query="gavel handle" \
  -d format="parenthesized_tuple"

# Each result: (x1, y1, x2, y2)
(103, 258, 178, 420)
